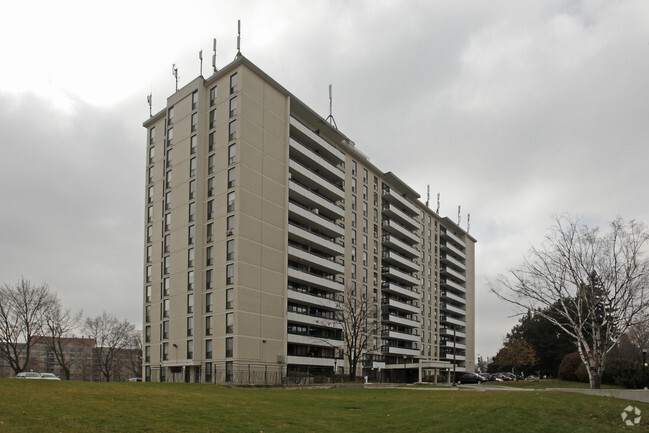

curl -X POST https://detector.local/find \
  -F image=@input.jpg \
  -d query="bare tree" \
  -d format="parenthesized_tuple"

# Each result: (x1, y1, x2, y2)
(41, 298, 82, 380)
(492, 216, 649, 389)
(0, 278, 57, 375)
(124, 330, 142, 379)
(83, 312, 136, 382)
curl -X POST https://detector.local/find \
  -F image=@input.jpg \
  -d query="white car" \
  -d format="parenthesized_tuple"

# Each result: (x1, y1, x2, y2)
(40, 373, 61, 380)
(16, 372, 42, 379)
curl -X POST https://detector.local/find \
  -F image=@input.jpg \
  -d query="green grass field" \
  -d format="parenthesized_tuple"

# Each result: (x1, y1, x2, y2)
(0, 379, 645, 432)
(488, 379, 625, 390)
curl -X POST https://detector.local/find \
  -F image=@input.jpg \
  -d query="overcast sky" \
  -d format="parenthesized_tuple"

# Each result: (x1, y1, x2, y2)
(1, 0, 648, 359)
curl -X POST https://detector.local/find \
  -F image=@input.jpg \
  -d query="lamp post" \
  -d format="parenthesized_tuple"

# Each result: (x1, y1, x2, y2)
(643, 348, 647, 389)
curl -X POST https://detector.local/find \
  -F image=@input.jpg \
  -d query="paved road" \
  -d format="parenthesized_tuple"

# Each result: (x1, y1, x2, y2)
(459, 384, 649, 404)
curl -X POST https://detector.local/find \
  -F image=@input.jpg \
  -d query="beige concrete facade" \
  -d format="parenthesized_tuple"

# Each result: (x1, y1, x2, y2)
(142, 54, 475, 384)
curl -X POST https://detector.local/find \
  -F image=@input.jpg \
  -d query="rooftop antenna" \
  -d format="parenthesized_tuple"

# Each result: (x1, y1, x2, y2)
(426, 185, 430, 207)
(236, 20, 241, 58)
(436, 193, 440, 214)
(212, 38, 218, 72)
(457, 205, 461, 226)
(199, 49, 203, 76)
(326, 84, 338, 129)
(172, 63, 179, 91)
(467, 213, 471, 234)
(146, 93, 152, 117)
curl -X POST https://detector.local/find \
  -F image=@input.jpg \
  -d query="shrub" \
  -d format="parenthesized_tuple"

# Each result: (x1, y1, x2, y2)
(558, 352, 588, 383)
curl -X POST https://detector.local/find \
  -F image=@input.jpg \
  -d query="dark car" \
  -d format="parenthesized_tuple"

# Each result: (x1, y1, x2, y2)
(456, 373, 486, 384)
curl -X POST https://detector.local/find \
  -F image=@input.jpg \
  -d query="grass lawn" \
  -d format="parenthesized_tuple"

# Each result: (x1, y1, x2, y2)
(0, 379, 646, 432)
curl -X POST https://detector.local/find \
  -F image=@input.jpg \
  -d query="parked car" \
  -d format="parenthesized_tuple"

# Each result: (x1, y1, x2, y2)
(40, 373, 61, 380)
(456, 373, 486, 384)
(525, 375, 540, 381)
(493, 372, 515, 381)
(125, 377, 142, 382)
(16, 372, 42, 379)
(478, 373, 495, 381)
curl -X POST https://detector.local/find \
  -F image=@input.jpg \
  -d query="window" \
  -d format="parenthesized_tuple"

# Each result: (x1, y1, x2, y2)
(351, 229, 356, 245)
(226, 288, 233, 309)
(166, 148, 173, 167)
(351, 195, 357, 210)
(187, 270, 194, 290)
(226, 313, 233, 333)
(227, 168, 235, 188)
(226, 264, 234, 285)
(148, 146, 155, 164)
(206, 269, 213, 289)
(167, 128, 173, 146)
(188, 202, 196, 222)
(351, 160, 357, 175)
(147, 205, 153, 223)
(226, 239, 234, 260)
(146, 265, 151, 282)
(165, 171, 172, 189)
(206, 223, 214, 242)
(145, 305, 151, 322)
(163, 277, 170, 296)
(205, 339, 213, 359)
(363, 168, 368, 183)
(163, 256, 169, 274)
(207, 177, 214, 197)
(191, 90, 198, 110)
(206, 293, 213, 313)
(149, 127, 155, 145)
(163, 299, 169, 317)
(230, 72, 238, 94)
(374, 176, 378, 190)
(164, 234, 170, 253)
(206, 246, 213, 266)
(168, 106, 174, 124)
(147, 186, 154, 204)
(148, 166, 154, 184)
(145, 285, 151, 302)
(188, 248, 194, 267)
(210, 86, 217, 106)
(208, 154, 215, 174)
(229, 96, 237, 117)
(186, 340, 193, 359)
(189, 180, 195, 200)
(209, 131, 215, 151)
(228, 143, 236, 164)
(226, 337, 233, 357)
(207, 200, 214, 220)
(209, 109, 216, 129)
(191, 112, 198, 132)
(190, 135, 197, 155)
(189, 157, 196, 177)
(226, 215, 234, 233)
(205, 315, 213, 334)
(363, 185, 368, 200)
(187, 316, 194, 336)
(351, 178, 356, 192)
(227, 192, 235, 212)
(351, 247, 356, 262)
(162, 342, 169, 361)
(228, 120, 236, 141)
(226, 361, 233, 382)
(351, 264, 356, 279)
(146, 245, 152, 263)
(145, 345, 151, 362)
(146, 225, 152, 243)
(165, 191, 171, 210)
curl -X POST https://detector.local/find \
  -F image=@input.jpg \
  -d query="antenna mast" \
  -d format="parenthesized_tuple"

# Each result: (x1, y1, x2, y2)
(467, 213, 471, 234)
(212, 38, 218, 72)
(199, 50, 203, 76)
(326, 84, 338, 129)
(236, 20, 241, 58)
(436, 193, 440, 214)
(426, 185, 430, 207)
(147, 93, 152, 118)
(457, 205, 461, 226)
(172, 63, 179, 91)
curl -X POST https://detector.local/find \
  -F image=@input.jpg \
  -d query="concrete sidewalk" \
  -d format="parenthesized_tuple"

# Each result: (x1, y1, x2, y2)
(545, 388, 649, 404)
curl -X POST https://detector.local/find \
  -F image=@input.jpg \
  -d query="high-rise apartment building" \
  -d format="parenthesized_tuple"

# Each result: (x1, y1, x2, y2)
(142, 54, 475, 384)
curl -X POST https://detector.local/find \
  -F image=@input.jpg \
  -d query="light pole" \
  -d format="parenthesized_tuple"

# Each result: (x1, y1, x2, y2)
(642, 348, 647, 389)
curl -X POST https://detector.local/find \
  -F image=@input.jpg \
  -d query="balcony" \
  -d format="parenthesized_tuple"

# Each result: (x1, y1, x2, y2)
(287, 289, 338, 310)
(289, 159, 344, 202)
(289, 138, 344, 183)
(387, 346, 420, 357)
(441, 315, 466, 328)
(381, 203, 419, 230)
(287, 355, 337, 367)
(381, 219, 419, 245)
(444, 353, 466, 362)
(441, 278, 465, 294)
(440, 302, 466, 316)
(383, 298, 419, 314)
(287, 312, 342, 329)
(441, 266, 465, 283)
(287, 333, 343, 349)
(441, 290, 466, 305)
(382, 250, 418, 273)
(381, 281, 419, 300)
(441, 328, 466, 339)
(384, 314, 419, 329)
(440, 229, 466, 248)
(288, 202, 344, 239)
(381, 266, 419, 287)
(288, 223, 343, 257)
(381, 186, 420, 216)
(289, 117, 345, 164)
(441, 253, 465, 271)
(289, 180, 344, 220)
(288, 246, 343, 275)
(440, 340, 466, 350)
(441, 241, 465, 260)
(288, 268, 344, 292)
(381, 233, 419, 258)
(382, 330, 419, 343)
